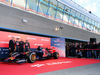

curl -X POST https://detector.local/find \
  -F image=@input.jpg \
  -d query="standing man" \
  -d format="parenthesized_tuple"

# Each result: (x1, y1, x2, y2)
(71, 43, 76, 57)
(65, 44, 70, 57)
(83, 43, 87, 58)
(76, 43, 83, 58)
(9, 37, 15, 55)
(98, 43, 100, 59)
(37, 46, 43, 60)
(15, 38, 20, 52)
(79, 43, 83, 49)
(19, 39, 24, 52)
(25, 39, 30, 52)
(86, 42, 92, 58)
(92, 42, 98, 58)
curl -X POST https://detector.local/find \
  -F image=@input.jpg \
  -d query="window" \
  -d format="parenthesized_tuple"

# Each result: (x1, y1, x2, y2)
(12, 0, 26, 9)
(98, 23, 100, 28)
(84, 21, 87, 28)
(89, 18, 91, 24)
(94, 21, 96, 27)
(38, 0, 49, 15)
(80, 14, 84, 21)
(84, 16, 88, 23)
(5, 0, 10, 3)
(56, 2, 64, 20)
(74, 11, 80, 26)
(68, 15, 74, 25)
(26, 0, 38, 12)
(70, 9, 76, 17)
(63, 6, 70, 23)
(76, 12, 80, 19)
(64, 6, 70, 14)
(97, 22, 99, 28)
(0, 0, 11, 5)
(68, 8, 75, 25)
(99, 23, 100, 32)
(74, 17, 79, 26)
(79, 19, 82, 28)
(91, 24, 94, 31)
(48, 0, 57, 19)
(92, 19, 94, 25)
(95, 22, 98, 27)
(87, 23, 91, 30)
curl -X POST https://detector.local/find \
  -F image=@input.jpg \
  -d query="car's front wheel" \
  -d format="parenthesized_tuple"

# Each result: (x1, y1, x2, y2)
(27, 52, 36, 63)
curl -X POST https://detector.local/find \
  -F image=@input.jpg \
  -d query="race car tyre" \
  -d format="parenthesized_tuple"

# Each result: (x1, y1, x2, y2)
(46, 55, 50, 59)
(53, 52, 59, 59)
(27, 52, 36, 63)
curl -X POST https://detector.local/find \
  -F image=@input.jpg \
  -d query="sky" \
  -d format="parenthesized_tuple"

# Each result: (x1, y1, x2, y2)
(72, 0, 100, 18)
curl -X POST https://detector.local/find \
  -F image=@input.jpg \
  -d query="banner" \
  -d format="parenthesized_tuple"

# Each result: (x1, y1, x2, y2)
(0, 31, 51, 58)
(0, 31, 66, 58)
(51, 38, 65, 57)
(0, 31, 51, 48)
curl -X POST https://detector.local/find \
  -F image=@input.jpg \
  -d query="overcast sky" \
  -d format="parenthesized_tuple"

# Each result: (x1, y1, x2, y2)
(72, 0, 100, 18)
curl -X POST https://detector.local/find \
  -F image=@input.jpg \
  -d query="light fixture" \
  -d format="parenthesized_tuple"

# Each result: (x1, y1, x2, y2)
(55, 26, 64, 31)
(22, 19, 28, 23)
(60, 26, 64, 30)
(55, 27, 59, 31)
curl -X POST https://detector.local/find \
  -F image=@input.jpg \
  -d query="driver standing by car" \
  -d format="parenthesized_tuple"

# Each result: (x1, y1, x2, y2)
(25, 39, 30, 52)
(37, 46, 43, 60)
(9, 37, 15, 56)
(19, 39, 24, 52)
(15, 38, 20, 52)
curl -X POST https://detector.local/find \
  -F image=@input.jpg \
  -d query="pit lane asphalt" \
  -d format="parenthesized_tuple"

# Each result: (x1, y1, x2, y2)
(38, 63, 100, 75)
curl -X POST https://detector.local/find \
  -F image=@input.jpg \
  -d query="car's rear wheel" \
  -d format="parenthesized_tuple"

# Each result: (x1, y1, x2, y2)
(27, 52, 36, 63)
(53, 52, 59, 59)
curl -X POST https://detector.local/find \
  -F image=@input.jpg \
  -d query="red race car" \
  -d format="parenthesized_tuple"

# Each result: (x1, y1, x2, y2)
(4, 47, 59, 64)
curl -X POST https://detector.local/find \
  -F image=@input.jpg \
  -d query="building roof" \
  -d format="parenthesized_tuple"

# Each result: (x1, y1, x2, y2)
(58, 0, 100, 23)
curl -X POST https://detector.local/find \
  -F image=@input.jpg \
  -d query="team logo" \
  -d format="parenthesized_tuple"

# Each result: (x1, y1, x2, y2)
(27, 37, 36, 40)
(8, 35, 20, 38)
(31, 61, 72, 68)
(41, 39, 49, 42)
(54, 39, 63, 42)
(54, 44, 61, 46)
(34, 44, 43, 46)
(0, 41, 9, 44)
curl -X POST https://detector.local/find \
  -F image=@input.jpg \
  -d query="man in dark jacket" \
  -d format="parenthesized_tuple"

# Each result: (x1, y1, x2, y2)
(86, 42, 92, 58)
(15, 38, 20, 52)
(76, 43, 83, 58)
(37, 46, 43, 59)
(19, 39, 24, 52)
(92, 42, 98, 58)
(98, 43, 100, 59)
(71, 43, 76, 57)
(9, 37, 15, 55)
(25, 39, 30, 52)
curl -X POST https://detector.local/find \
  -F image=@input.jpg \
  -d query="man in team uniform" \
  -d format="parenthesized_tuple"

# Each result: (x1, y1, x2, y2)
(37, 46, 43, 59)
(9, 37, 15, 55)
(25, 39, 30, 52)
(19, 39, 24, 52)
(15, 38, 20, 52)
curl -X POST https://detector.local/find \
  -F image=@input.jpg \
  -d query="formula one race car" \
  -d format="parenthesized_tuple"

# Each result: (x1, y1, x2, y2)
(4, 47, 59, 64)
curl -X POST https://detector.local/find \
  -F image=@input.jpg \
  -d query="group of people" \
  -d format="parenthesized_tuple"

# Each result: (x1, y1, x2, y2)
(9, 37, 30, 53)
(9, 36, 100, 59)
(66, 42, 100, 59)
